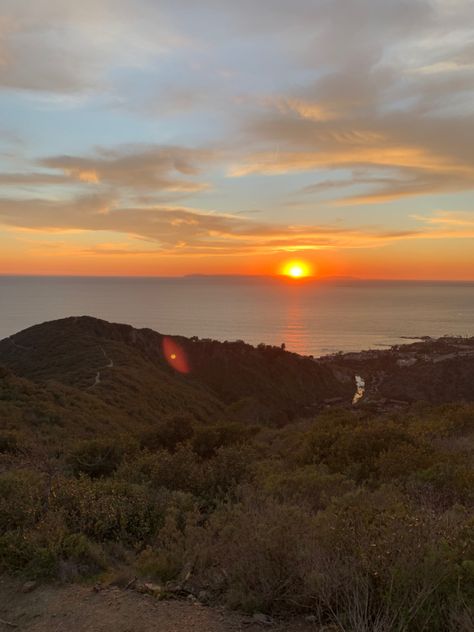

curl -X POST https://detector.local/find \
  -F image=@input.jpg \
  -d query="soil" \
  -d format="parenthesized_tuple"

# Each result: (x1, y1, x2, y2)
(0, 580, 319, 632)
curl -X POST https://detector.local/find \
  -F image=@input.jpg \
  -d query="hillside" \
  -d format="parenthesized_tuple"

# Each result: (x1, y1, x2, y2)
(0, 318, 473, 631)
(0, 316, 350, 427)
(326, 335, 474, 407)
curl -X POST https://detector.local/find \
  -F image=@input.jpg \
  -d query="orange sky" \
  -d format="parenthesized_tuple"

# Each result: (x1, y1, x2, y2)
(1, 237, 473, 280)
(1, 1, 474, 279)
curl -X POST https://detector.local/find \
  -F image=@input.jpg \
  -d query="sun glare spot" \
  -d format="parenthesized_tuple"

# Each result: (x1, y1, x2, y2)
(281, 260, 311, 279)
(162, 337, 190, 374)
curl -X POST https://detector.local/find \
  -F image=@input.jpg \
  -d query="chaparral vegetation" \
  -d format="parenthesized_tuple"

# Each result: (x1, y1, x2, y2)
(0, 318, 473, 631)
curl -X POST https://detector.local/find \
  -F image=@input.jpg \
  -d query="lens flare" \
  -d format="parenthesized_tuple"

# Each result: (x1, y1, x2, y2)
(162, 336, 190, 374)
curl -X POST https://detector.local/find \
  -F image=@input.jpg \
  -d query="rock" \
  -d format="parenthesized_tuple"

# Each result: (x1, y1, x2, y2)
(251, 612, 274, 626)
(124, 577, 137, 590)
(164, 580, 190, 597)
(21, 581, 37, 594)
(197, 590, 210, 603)
(180, 561, 193, 582)
(141, 582, 162, 597)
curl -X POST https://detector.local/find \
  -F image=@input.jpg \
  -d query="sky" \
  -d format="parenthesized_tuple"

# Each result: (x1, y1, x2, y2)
(0, 0, 474, 279)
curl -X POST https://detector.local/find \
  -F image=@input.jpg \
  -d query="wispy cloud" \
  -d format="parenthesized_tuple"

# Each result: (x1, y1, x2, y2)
(0, 1, 188, 95)
(412, 211, 474, 228)
(1, 193, 473, 257)
(230, 112, 474, 203)
(38, 145, 214, 194)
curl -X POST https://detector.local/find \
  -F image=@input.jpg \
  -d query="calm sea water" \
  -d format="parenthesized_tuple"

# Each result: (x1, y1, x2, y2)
(0, 276, 473, 357)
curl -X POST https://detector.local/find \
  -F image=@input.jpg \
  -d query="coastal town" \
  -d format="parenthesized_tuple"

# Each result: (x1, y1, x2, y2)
(319, 336, 474, 411)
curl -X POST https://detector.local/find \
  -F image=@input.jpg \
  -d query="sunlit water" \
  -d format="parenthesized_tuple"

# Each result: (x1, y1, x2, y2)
(0, 276, 473, 357)
(352, 375, 366, 404)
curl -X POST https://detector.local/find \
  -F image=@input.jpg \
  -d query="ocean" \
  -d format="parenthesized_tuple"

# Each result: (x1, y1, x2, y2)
(0, 276, 473, 357)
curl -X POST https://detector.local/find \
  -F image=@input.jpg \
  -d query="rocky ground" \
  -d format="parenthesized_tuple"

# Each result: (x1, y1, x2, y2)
(0, 580, 319, 632)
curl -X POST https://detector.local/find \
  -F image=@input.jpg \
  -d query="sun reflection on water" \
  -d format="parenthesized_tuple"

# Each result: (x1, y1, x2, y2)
(281, 290, 308, 355)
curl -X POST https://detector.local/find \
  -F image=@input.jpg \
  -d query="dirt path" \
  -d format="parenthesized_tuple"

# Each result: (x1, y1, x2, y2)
(7, 337, 30, 352)
(0, 582, 318, 632)
(88, 346, 114, 389)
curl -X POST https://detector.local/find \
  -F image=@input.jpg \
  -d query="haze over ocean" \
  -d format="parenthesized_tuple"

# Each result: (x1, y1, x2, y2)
(1, 276, 473, 357)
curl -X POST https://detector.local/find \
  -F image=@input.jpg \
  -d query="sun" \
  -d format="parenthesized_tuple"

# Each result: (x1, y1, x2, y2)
(281, 260, 311, 279)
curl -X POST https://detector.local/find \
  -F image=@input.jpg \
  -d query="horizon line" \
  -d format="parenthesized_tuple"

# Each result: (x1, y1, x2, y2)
(1, 273, 474, 283)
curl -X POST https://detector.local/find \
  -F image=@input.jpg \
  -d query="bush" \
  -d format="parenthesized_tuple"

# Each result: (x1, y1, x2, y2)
(302, 420, 417, 482)
(67, 437, 136, 478)
(0, 470, 45, 531)
(59, 533, 107, 579)
(51, 476, 163, 543)
(192, 422, 257, 458)
(414, 459, 474, 506)
(0, 431, 20, 454)
(262, 465, 355, 512)
(312, 488, 472, 631)
(140, 414, 195, 452)
(116, 445, 205, 495)
(136, 492, 200, 582)
(192, 492, 322, 613)
(0, 530, 57, 578)
(200, 445, 253, 501)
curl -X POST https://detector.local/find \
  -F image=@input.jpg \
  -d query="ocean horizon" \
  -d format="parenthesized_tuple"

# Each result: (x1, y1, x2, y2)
(1, 275, 473, 358)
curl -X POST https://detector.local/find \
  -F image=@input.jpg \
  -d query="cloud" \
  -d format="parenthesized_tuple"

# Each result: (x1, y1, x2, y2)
(412, 211, 474, 227)
(217, 1, 474, 204)
(38, 145, 213, 194)
(230, 105, 474, 203)
(0, 0, 187, 94)
(0, 193, 473, 257)
(0, 172, 70, 185)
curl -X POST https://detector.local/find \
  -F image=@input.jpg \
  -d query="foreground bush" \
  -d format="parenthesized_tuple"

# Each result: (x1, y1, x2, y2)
(187, 489, 473, 630)
(51, 476, 163, 543)
(67, 437, 137, 478)
(0, 470, 45, 531)
(0, 403, 473, 630)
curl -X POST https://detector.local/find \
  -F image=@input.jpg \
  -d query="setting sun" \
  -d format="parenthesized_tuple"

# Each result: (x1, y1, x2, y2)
(281, 260, 311, 279)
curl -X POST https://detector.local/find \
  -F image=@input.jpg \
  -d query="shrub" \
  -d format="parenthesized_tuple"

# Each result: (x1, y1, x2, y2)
(192, 492, 322, 613)
(59, 533, 107, 579)
(376, 442, 435, 482)
(262, 465, 355, 512)
(415, 458, 474, 506)
(0, 530, 57, 578)
(136, 492, 200, 583)
(0, 431, 20, 454)
(140, 414, 195, 452)
(192, 422, 257, 458)
(313, 488, 472, 631)
(67, 437, 135, 478)
(51, 476, 163, 543)
(0, 470, 45, 531)
(200, 445, 253, 501)
(303, 420, 417, 482)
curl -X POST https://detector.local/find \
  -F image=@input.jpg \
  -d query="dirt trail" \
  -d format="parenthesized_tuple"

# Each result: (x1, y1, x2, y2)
(0, 582, 318, 632)
(88, 346, 114, 389)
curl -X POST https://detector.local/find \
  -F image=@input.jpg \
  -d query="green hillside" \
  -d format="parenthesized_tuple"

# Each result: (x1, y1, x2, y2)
(0, 318, 472, 631)
(0, 316, 350, 425)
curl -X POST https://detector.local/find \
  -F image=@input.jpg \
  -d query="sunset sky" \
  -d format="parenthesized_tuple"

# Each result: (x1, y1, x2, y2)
(1, 0, 474, 279)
